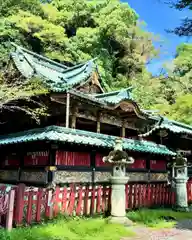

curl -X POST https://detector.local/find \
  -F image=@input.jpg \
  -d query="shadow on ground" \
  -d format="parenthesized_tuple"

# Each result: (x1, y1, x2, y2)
(175, 219, 192, 231)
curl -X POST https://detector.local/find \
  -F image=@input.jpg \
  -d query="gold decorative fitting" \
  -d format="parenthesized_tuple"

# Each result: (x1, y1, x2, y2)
(45, 166, 57, 171)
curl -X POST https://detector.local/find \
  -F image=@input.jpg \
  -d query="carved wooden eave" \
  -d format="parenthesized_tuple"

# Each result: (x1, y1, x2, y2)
(91, 71, 105, 93)
(111, 101, 147, 120)
(50, 94, 67, 105)
(181, 134, 192, 141)
(77, 109, 97, 122)
(50, 92, 147, 131)
(75, 71, 104, 94)
(51, 91, 147, 119)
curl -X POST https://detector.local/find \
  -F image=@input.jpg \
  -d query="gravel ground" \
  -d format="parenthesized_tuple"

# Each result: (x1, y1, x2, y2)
(122, 219, 192, 240)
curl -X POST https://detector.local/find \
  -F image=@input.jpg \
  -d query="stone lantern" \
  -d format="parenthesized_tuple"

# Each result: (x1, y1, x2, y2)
(103, 138, 134, 224)
(171, 152, 189, 211)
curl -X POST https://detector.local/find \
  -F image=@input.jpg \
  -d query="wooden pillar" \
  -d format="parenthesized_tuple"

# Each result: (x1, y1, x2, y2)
(65, 93, 70, 128)
(47, 144, 57, 184)
(90, 150, 96, 184)
(6, 189, 15, 231)
(18, 149, 24, 182)
(121, 121, 126, 137)
(71, 106, 78, 129)
(97, 112, 101, 133)
(71, 115, 76, 129)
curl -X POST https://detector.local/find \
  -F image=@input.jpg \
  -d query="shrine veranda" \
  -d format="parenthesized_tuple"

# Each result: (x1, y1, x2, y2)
(0, 44, 191, 187)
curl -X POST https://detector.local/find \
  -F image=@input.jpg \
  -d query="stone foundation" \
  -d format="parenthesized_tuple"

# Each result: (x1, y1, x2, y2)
(53, 171, 92, 183)
(20, 171, 48, 184)
(0, 170, 19, 181)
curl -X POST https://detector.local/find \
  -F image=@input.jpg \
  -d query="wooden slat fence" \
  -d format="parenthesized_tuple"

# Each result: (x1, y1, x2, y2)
(14, 183, 111, 226)
(187, 180, 192, 203)
(125, 183, 175, 209)
(2, 180, 192, 230)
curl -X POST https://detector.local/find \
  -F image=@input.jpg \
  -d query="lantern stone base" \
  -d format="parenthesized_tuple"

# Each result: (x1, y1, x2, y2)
(109, 176, 132, 225)
(173, 206, 189, 212)
(174, 177, 188, 212)
(108, 216, 133, 226)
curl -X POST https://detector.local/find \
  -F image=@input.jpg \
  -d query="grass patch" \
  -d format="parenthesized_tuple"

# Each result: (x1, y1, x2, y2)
(0, 216, 135, 240)
(127, 208, 192, 229)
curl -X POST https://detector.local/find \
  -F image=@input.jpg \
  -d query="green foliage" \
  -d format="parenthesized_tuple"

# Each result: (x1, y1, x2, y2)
(0, 73, 49, 122)
(166, 94, 192, 125)
(0, 217, 135, 240)
(159, 43, 192, 124)
(0, 0, 158, 89)
(133, 42, 192, 125)
(0, 0, 191, 125)
(127, 208, 192, 228)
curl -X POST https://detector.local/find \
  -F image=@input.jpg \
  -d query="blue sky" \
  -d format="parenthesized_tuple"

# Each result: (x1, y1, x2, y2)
(123, 0, 191, 75)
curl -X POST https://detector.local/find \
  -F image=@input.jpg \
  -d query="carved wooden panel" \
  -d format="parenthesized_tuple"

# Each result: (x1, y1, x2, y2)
(119, 102, 135, 112)
(77, 109, 97, 122)
(0, 170, 19, 181)
(20, 171, 48, 184)
(149, 173, 168, 181)
(53, 171, 92, 183)
(100, 113, 122, 127)
(77, 80, 102, 94)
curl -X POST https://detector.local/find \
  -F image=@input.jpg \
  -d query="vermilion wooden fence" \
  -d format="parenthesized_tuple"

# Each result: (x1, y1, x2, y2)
(13, 183, 111, 226)
(2, 181, 192, 229)
(125, 183, 175, 209)
(187, 180, 192, 202)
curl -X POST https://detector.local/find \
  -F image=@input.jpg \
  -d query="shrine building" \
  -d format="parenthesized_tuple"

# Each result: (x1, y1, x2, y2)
(0, 44, 191, 186)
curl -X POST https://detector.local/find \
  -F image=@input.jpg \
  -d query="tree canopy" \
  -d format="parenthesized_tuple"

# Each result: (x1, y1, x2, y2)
(170, 0, 192, 36)
(0, 0, 191, 125)
(0, 0, 159, 89)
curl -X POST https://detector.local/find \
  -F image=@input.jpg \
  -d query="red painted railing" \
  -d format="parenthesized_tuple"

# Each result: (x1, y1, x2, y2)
(187, 180, 192, 203)
(3, 181, 192, 229)
(13, 183, 111, 226)
(125, 183, 175, 209)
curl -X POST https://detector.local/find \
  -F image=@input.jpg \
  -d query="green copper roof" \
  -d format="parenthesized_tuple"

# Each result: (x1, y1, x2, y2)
(10, 43, 96, 92)
(93, 87, 134, 104)
(140, 117, 192, 137)
(0, 125, 175, 156)
(10, 44, 139, 108)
